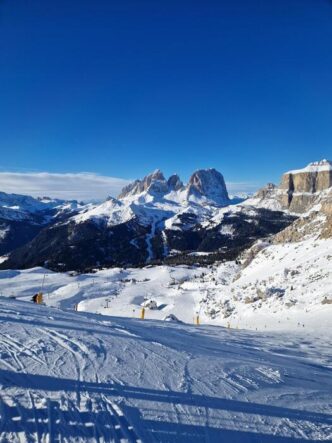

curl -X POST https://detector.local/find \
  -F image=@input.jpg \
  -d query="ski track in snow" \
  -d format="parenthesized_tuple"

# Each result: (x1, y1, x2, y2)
(0, 327, 142, 442)
(0, 299, 331, 442)
(145, 220, 156, 262)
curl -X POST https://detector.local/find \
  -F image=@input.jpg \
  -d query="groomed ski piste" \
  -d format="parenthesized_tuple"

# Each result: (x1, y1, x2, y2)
(0, 236, 332, 441)
(0, 297, 331, 442)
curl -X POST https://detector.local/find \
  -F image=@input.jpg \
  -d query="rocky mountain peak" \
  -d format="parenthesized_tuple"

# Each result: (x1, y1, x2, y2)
(167, 174, 184, 191)
(118, 170, 167, 198)
(187, 168, 229, 206)
(254, 183, 277, 200)
(118, 167, 230, 205)
(144, 169, 166, 187)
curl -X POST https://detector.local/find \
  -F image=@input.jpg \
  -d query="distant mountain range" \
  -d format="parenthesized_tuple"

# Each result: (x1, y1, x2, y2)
(0, 160, 331, 272)
(0, 192, 82, 256)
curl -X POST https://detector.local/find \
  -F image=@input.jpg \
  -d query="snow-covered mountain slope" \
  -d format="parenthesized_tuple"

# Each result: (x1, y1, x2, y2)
(1, 160, 330, 271)
(75, 168, 230, 228)
(73, 197, 137, 227)
(0, 191, 80, 218)
(0, 168, 296, 271)
(1, 221, 331, 331)
(0, 204, 295, 271)
(0, 297, 331, 442)
(1, 183, 330, 329)
(201, 238, 332, 328)
(0, 192, 82, 256)
(0, 266, 207, 323)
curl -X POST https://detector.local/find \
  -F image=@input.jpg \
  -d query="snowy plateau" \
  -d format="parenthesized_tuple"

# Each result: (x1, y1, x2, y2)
(0, 161, 331, 442)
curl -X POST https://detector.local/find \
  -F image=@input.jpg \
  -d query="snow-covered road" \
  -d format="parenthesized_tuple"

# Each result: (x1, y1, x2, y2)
(0, 298, 331, 442)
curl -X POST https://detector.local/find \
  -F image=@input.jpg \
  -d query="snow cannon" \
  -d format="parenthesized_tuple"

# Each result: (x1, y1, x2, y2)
(32, 292, 43, 304)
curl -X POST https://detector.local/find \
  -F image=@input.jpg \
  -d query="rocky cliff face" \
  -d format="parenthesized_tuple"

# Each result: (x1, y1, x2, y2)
(118, 168, 229, 206)
(279, 160, 332, 213)
(269, 185, 332, 245)
(252, 160, 332, 214)
(254, 183, 278, 200)
(186, 169, 229, 206)
(321, 191, 332, 216)
(167, 174, 184, 191)
(118, 169, 167, 198)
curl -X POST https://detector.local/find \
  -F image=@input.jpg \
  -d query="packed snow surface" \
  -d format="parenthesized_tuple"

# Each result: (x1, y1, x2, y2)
(0, 297, 331, 442)
(0, 230, 331, 441)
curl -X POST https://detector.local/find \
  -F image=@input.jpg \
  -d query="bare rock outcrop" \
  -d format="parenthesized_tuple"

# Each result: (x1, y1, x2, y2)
(278, 160, 332, 213)
(167, 174, 184, 191)
(255, 183, 277, 200)
(273, 213, 322, 243)
(320, 190, 332, 238)
(321, 190, 332, 216)
(187, 168, 230, 206)
(118, 169, 166, 198)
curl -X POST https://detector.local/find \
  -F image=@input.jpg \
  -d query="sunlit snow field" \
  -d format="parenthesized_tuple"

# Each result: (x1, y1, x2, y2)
(0, 237, 331, 331)
(0, 297, 331, 442)
(0, 235, 331, 441)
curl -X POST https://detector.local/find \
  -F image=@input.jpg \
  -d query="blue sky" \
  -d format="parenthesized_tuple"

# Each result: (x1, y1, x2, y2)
(0, 0, 332, 199)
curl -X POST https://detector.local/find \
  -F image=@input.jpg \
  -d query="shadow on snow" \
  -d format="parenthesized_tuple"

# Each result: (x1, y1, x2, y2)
(0, 368, 331, 442)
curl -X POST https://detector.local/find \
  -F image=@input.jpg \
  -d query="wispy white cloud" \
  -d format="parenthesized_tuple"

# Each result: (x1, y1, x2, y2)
(0, 172, 131, 202)
(226, 181, 261, 195)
